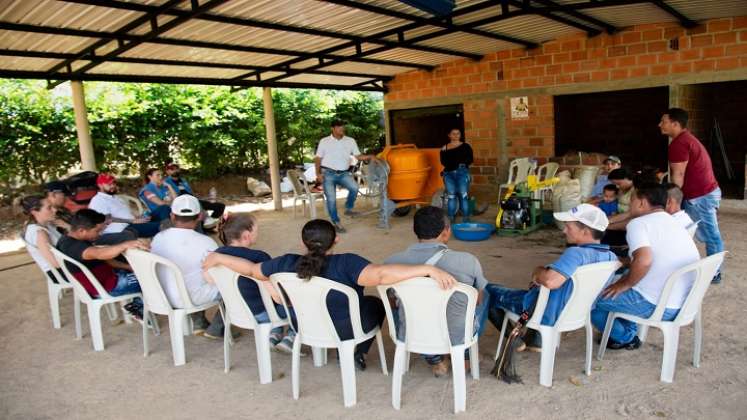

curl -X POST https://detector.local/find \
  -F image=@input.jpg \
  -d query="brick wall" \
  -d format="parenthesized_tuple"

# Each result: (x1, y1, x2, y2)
(385, 16, 747, 187)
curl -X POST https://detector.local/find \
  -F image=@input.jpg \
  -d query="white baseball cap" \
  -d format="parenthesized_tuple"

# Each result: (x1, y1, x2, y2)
(171, 194, 201, 216)
(554, 203, 609, 232)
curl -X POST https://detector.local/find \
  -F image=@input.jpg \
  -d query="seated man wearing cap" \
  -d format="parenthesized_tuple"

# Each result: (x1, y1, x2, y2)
(164, 163, 225, 220)
(150, 195, 227, 339)
(88, 173, 163, 245)
(484, 204, 618, 350)
(591, 183, 699, 350)
(590, 156, 622, 203)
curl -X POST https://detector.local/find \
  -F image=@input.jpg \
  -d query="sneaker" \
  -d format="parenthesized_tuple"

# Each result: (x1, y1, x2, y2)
(344, 209, 360, 217)
(333, 222, 346, 233)
(606, 336, 641, 350)
(354, 352, 367, 371)
(523, 330, 542, 353)
(203, 328, 241, 341)
(269, 333, 282, 347)
(191, 314, 210, 336)
(711, 272, 722, 284)
(431, 359, 450, 377)
(275, 336, 294, 354)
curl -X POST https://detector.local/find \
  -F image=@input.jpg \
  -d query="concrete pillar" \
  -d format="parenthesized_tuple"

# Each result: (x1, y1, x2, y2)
(70, 81, 96, 171)
(263, 87, 282, 211)
(383, 107, 392, 146)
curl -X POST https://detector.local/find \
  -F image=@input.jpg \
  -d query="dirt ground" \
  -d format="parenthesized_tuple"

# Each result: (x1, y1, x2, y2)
(1, 197, 745, 420)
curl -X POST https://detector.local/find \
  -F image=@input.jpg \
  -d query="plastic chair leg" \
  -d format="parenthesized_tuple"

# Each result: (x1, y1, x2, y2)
(585, 321, 593, 376)
(88, 304, 105, 351)
(103, 303, 117, 322)
(495, 314, 509, 361)
(292, 198, 298, 218)
(450, 347, 467, 414)
(693, 311, 702, 368)
(143, 305, 150, 357)
(73, 294, 82, 340)
(312, 347, 327, 367)
(638, 325, 650, 343)
(469, 340, 480, 380)
(255, 324, 273, 384)
(48, 283, 61, 329)
(169, 313, 187, 366)
(223, 314, 232, 373)
(375, 331, 388, 375)
(292, 334, 302, 400)
(538, 328, 557, 387)
(597, 313, 616, 361)
(660, 325, 680, 383)
(404, 351, 410, 373)
(338, 341, 358, 407)
(309, 196, 318, 219)
(183, 314, 193, 336)
(391, 344, 406, 410)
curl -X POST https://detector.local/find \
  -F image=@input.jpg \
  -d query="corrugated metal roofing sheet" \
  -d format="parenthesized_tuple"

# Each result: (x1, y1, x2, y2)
(477, 14, 584, 44)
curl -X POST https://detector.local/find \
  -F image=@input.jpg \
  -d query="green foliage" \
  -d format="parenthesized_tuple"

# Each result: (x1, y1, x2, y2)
(0, 80, 383, 189)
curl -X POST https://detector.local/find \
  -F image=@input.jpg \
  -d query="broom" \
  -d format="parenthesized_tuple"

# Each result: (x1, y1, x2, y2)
(490, 311, 530, 383)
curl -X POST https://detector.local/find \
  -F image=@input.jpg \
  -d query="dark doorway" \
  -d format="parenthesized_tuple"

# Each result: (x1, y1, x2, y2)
(390, 104, 464, 148)
(554, 87, 670, 172)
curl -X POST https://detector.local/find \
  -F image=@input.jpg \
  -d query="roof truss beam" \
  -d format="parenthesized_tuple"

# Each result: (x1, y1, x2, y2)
(649, 1, 697, 28)
(507, 0, 602, 35)
(529, 0, 618, 34)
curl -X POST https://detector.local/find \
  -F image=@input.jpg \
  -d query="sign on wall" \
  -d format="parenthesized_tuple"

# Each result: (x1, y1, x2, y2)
(510, 96, 529, 120)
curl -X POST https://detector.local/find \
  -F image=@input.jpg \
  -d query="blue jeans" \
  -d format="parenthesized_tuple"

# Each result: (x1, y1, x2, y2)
(442, 166, 471, 220)
(591, 288, 679, 344)
(322, 169, 358, 223)
(683, 187, 724, 258)
(484, 284, 526, 316)
(126, 221, 161, 238)
(109, 270, 141, 297)
(254, 305, 296, 339)
(149, 205, 172, 222)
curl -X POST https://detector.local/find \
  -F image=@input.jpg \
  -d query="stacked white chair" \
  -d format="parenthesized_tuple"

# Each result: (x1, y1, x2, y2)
(598, 252, 726, 383)
(378, 278, 479, 414)
(125, 249, 220, 366)
(208, 265, 289, 384)
(51, 248, 141, 351)
(287, 169, 324, 219)
(494, 261, 621, 387)
(270, 273, 388, 408)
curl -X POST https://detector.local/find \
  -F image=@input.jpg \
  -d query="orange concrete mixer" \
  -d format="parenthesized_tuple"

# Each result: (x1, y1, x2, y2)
(378, 144, 444, 208)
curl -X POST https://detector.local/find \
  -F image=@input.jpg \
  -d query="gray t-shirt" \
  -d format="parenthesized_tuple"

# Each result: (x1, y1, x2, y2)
(385, 242, 487, 345)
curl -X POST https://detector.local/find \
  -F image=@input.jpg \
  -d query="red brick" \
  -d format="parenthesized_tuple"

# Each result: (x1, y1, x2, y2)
(561, 62, 580, 73)
(618, 56, 636, 67)
(523, 78, 539, 88)
(540, 76, 555, 86)
(637, 54, 657, 65)
(553, 52, 571, 63)
(543, 42, 560, 54)
(529, 138, 545, 147)
(535, 55, 552, 65)
(658, 52, 678, 63)
(680, 49, 701, 61)
(702, 46, 725, 58)
(739, 31, 747, 42)
(608, 46, 627, 57)
(664, 27, 685, 40)
(528, 66, 545, 77)
(622, 32, 642, 44)
(520, 57, 536, 67)
(629, 67, 648, 78)
(707, 19, 731, 33)
(600, 58, 617, 69)
(571, 51, 588, 61)
(651, 64, 669, 75)
(715, 57, 739, 70)
(687, 25, 707, 35)
(561, 40, 582, 51)
(546, 64, 562, 75)
(557, 74, 572, 84)
(611, 69, 628, 80)
(507, 79, 522, 89)
(647, 41, 667, 52)
(590, 71, 609, 82)
(589, 48, 606, 59)
(671, 62, 692, 73)
(642, 29, 663, 41)
(572, 72, 590, 83)
(693, 60, 715, 72)
(714, 32, 737, 44)
(691, 34, 713, 47)
(735, 17, 747, 29)
(512, 49, 527, 58)
(726, 44, 747, 56)
(628, 43, 647, 55)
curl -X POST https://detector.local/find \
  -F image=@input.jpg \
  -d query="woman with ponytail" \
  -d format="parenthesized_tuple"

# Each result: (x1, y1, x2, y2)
(21, 195, 66, 283)
(203, 219, 457, 370)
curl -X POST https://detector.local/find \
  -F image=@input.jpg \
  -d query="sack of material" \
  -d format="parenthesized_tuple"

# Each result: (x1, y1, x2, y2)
(552, 178, 581, 230)
(246, 177, 272, 196)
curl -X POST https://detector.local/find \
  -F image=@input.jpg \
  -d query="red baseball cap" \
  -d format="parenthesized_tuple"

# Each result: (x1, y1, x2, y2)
(96, 173, 116, 186)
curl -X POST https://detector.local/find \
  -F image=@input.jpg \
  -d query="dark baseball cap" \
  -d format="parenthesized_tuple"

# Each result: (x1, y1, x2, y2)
(45, 180, 69, 195)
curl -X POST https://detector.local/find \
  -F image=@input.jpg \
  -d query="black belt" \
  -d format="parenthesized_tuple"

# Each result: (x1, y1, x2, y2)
(322, 167, 350, 174)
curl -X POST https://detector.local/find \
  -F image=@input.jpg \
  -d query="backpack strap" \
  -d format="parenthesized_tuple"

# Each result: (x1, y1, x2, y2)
(424, 248, 448, 266)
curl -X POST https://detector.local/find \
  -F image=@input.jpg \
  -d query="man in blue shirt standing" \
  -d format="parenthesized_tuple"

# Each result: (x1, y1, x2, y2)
(484, 204, 618, 350)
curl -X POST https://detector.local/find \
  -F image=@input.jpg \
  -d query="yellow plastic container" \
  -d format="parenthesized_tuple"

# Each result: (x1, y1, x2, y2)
(379, 145, 431, 200)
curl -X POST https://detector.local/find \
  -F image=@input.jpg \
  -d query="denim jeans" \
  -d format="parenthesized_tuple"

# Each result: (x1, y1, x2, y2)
(109, 270, 141, 297)
(591, 288, 679, 344)
(125, 221, 161, 238)
(322, 169, 358, 223)
(442, 166, 471, 220)
(683, 187, 724, 258)
(254, 304, 296, 339)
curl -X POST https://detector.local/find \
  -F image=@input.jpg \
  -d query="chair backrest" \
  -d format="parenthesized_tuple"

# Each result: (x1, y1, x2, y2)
(50, 247, 112, 303)
(536, 162, 559, 182)
(270, 273, 363, 348)
(124, 249, 194, 315)
(378, 277, 477, 354)
(529, 261, 621, 330)
(208, 265, 285, 329)
(116, 194, 144, 216)
(286, 169, 307, 197)
(686, 220, 700, 238)
(507, 158, 534, 185)
(652, 252, 726, 325)
(22, 238, 69, 286)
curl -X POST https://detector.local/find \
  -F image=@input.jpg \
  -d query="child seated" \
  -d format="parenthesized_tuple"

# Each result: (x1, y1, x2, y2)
(598, 184, 619, 216)
(214, 213, 298, 354)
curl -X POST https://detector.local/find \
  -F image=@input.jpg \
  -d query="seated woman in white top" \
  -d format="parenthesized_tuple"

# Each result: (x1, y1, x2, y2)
(21, 195, 66, 283)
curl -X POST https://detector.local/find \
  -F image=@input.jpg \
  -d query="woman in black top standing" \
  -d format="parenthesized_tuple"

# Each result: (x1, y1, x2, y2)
(440, 128, 473, 222)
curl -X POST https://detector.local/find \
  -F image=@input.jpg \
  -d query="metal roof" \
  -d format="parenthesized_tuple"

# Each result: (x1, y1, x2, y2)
(0, 0, 743, 92)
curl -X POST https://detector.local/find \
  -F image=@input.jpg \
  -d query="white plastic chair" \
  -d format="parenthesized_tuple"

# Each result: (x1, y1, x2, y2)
(534, 162, 560, 200)
(495, 261, 621, 387)
(378, 278, 479, 414)
(51, 248, 140, 351)
(22, 238, 80, 333)
(499, 157, 536, 198)
(598, 252, 726, 383)
(207, 265, 289, 384)
(116, 194, 145, 216)
(124, 249, 221, 366)
(287, 169, 323, 219)
(270, 273, 388, 408)
(686, 220, 700, 238)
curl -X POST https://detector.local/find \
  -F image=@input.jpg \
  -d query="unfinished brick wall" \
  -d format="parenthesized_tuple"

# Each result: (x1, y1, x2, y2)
(385, 16, 747, 187)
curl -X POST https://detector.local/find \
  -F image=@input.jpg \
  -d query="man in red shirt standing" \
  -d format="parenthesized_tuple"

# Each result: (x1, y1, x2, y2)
(659, 108, 724, 283)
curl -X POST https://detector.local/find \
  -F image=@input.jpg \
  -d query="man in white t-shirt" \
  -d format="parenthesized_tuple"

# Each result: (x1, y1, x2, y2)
(591, 182, 699, 349)
(665, 183, 695, 229)
(314, 120, 376, 233)
(89, 173, 161, 245)
(150, 195, 225, 338)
